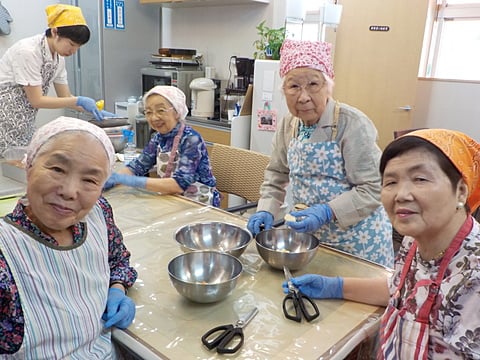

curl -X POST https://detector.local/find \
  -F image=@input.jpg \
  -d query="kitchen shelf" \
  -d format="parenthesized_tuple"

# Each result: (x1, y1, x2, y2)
(139, 0, 269, 7)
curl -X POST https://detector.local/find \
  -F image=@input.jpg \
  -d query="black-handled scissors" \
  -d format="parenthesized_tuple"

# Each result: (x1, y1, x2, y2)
(201, 307, 259, 354)
(282, 266, 320, 322)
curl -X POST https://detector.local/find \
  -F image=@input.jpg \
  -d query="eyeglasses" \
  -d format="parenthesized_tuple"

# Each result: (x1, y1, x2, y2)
(283, 81, 325, 96)
(144, 107, 174, 118)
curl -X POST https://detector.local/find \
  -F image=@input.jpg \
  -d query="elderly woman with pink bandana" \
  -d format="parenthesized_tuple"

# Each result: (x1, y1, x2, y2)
(247, 39, 394, 267)
(0, 117, 137, 357)
(104, 85, 220, 207)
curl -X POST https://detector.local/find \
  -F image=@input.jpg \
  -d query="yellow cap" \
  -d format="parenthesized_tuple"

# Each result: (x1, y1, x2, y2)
(46, 4, 87, 28)
(96, 100, 104, 111)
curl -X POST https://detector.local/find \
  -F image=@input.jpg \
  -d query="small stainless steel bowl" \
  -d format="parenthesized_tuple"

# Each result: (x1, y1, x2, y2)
(174, 222, 252, 258)
(255, 228, 320, 270)
(168, 251, 243, 303)
(107, 134, 127, 153)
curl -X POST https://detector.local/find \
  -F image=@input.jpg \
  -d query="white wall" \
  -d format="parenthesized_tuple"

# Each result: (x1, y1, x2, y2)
(413, 78, 480, 142)
(0, 0, 63, 128)
(160, 1, 289, 82)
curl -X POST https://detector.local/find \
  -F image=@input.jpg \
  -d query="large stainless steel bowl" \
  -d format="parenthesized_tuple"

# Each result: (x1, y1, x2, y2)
(168, 251, 243, 303)
(255, 229, 320, 270)
(174, 222, 252, 258)
(108, 134, 127, 153)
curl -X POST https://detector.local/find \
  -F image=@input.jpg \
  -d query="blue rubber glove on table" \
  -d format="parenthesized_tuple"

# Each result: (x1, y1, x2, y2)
(282, 274, 344, 299)
(103, 173, 147, 191)
(286, 204, 333, 233)
(76, 96, 103, 121)
(102, 288, 136, 329)
(247, 211, 274, 237)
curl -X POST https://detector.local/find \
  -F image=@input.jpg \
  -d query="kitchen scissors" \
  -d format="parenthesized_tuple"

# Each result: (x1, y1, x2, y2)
(282, 265, 320, 322)
(201, 307, 259, 354)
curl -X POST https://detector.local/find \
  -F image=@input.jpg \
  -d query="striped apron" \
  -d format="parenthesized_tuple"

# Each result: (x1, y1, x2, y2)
(0, 204, 118, 359)
(378, 217, 472, 359)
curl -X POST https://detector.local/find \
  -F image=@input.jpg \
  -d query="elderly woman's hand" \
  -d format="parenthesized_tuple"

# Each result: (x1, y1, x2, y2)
(286, 204, 333, 233)
(102, 288, 136, 329)
(282, 274, 343, 299)
(247, 211, 274, 237)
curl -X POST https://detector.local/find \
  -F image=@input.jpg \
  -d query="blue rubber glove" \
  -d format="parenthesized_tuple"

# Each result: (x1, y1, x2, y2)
(247, 211, 274, 237)
(100, 110, 117, 118)
(102, 288, 136, 329)
(286, 204, 333, 233)
(104, 173, 147, 189)
(76, 96, 103, 121)
(282, 274, 344, 299)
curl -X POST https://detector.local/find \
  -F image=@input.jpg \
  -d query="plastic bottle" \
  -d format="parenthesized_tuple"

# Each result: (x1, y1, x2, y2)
(122, 129, 136, 165)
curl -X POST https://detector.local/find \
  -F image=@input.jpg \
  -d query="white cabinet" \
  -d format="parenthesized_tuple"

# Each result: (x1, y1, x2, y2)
(139, 0, 269, 7)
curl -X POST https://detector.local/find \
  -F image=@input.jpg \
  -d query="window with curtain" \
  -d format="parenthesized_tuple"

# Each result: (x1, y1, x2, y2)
(421, 0, 480, 81)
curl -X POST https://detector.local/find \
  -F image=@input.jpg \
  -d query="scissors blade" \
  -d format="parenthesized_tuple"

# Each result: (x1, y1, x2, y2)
(237, 307, 259, 329)
(283, 266, 295, 290)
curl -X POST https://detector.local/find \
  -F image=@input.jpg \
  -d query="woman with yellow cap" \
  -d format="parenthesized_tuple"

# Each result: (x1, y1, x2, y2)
(0, 4, 109, 157)
(247, 39, 394, 267)
(282, 129, 480, 358)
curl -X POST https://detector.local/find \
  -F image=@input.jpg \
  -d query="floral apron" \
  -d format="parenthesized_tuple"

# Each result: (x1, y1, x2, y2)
(378, 217, 472, 359)
(156, 122, 217, 205)
(0, 35, 57, 156)
(287, 101, 393, 267)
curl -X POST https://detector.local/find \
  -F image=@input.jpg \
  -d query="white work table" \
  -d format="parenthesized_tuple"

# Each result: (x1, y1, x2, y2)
(105, 187, 392, 360)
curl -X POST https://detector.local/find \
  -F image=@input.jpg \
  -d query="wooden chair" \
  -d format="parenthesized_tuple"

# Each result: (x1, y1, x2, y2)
(210, 143, 270, 213)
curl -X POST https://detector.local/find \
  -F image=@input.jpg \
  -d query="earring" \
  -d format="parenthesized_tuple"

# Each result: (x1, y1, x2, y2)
(456, 202, 465, 210)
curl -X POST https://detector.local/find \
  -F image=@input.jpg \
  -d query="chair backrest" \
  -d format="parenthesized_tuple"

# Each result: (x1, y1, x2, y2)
(210, 143, 270, 203)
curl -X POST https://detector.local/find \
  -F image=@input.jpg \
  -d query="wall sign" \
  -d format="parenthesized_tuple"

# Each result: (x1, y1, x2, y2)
(103, 0, 114, 29)
(114, 0, 125, 30)
(103, 0, 125, 30)
(369, 25, 390, 32)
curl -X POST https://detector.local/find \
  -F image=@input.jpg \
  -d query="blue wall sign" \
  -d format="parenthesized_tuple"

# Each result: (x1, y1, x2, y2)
(114, 0, 125, 30)
(103, 0, 114, 29)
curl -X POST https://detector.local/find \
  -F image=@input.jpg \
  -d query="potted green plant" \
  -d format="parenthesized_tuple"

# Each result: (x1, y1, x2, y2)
(253, 20, 286, 60)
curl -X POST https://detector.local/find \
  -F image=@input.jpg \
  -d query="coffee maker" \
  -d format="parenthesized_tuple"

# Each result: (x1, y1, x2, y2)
(227, 57, 254, 95)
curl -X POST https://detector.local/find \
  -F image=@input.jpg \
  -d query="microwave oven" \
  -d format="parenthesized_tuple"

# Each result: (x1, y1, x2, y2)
(141, 67, 204, 112)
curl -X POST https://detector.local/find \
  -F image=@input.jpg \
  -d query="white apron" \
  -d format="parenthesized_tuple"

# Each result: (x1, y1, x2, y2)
(0, 204, 118, 359)
(378, 217, 472, 359)
(0, 36, 56, 155)
(287, 102, 393, 267)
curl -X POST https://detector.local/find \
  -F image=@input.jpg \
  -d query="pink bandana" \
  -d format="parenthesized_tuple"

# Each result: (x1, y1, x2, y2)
(279, 39, 334, 79)
(143, 86, 189, 120)
(26, 116, 115, 172)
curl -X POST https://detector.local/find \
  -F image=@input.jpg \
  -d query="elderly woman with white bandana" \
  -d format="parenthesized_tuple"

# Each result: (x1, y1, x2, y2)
(105, 85, 220, 207)
(247, 39, 394, 267)
(0, 117, 137, 357)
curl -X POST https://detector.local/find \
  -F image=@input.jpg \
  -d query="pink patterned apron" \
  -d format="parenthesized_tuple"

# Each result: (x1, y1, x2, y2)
(378, 217, 472, 359)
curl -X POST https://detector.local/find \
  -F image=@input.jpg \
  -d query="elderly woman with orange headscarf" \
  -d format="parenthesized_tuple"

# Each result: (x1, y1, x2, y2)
(247, 39, 394, 267)
(0, 4, 111, 157)
(283, 129, 480, 359)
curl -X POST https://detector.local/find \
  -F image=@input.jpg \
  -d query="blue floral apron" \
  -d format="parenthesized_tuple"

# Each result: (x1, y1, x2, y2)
(287, 102, 394, 267)
(0, 35, 57, 156)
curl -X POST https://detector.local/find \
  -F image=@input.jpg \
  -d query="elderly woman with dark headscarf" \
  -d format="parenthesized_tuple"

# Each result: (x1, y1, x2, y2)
(247, 39, 394, 267)
(283, 129, 480, 359)
(104, 85, 220, 207)
(0, 117, 137, 357)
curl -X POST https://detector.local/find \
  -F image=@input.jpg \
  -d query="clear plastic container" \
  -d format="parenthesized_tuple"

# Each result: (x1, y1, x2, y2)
(122, 129, 136, 165)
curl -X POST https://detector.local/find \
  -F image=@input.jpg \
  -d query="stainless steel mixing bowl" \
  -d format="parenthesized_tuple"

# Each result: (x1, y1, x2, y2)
(255, 229, 320, 270)
(174, 222, 252, 258)
(168, 251, 243, 303)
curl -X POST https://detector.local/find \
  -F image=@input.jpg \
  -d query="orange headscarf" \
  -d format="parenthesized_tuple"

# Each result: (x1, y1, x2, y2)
(46, 4, 87, 28)
(406, 129, 480, 212)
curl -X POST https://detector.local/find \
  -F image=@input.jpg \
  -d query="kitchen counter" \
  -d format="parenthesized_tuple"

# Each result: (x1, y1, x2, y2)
(186, 116, 231, 129)
(0, 160, 26, 198)
(105, 187, 392, 359)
